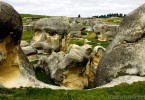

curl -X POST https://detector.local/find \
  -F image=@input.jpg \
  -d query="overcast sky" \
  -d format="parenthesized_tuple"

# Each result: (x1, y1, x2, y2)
(1, 0, 145, 17)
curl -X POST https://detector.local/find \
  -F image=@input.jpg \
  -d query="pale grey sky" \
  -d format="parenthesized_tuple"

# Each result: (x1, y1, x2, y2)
(1, 0, 145, 17)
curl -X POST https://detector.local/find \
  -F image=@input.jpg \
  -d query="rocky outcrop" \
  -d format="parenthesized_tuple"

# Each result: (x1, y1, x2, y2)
(20, 40, 29, 47)
(35, 44, 105, 89)
(22, 46, 38, 62)
(93, 23, 119, 42)
(23, 24, 33, 31)
(90, 46, 105, 71)
(67, 31, 82, 38)
(93, 3, 145, 87)
(32, 17, 70, 53)
(0, 1, 69, 89)
(31, 42, 51, 53)
(93, 24, 108, 41)
(70, 23, 84, 31)
(105, 25, 119, 42)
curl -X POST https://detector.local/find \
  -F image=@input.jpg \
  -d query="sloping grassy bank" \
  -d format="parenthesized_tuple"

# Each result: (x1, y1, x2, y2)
(0, 81, 145, 100)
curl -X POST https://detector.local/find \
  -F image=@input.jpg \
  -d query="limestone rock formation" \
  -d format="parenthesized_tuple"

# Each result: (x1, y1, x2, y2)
(93, 24, 108, 41)
(90, 46, 105, 71)
(35, 44, 105, 89)
(0, 1, 69, 89)
(93, 23, 119, 42)
(31, 42, 52, 54)
(20, 40, 29, 47)
(105, 25, 119, 42)
(70, 23, 84, 31)
(23, 24, 33, 31)
(22, 46, 39, 62)
(32, 17, 70, 53)
(67, 31, 82, 38)
(94, 3, 145, 87)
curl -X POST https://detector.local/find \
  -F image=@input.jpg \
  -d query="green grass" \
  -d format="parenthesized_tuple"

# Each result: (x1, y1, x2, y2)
(87, 39, 110, 48)
(0, 82, 145, 100)
(82, 31, 110, 48)
(22, 30, 33, 43)
(96, 17, 122, 25)
(68, 38, 109, 49)
(85, 31, 97, 39)
(69, 39, 84, 46)
(20, 14, 51, 18)
(34, 68, 56, 85)
(68, 31, 110, 48)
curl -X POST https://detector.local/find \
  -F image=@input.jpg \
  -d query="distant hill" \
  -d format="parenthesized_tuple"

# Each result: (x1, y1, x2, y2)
(20, 14, 51, 18)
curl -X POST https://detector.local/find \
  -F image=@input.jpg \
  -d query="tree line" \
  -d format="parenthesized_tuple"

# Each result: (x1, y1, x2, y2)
(92, 13, 127, 18)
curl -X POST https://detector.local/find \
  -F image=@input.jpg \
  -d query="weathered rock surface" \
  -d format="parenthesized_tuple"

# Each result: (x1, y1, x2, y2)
(93, 3, 145, 87)
(22, 46, 37, 55)
(105, 25, 119, 42)
(93, 24, 108, 41)
(70, 23, 84, 31)
(99, 75, 145, 88)
(34, 17, 70, 36)
(32, 17, 70, 52)
(90, 46, 105, 71)
(22, 46, 39, 62)
(35, 44, 105, 89)
(93, 23, 119, 42)
(67, 31, 82, 38)
(0, 1, 69, 89)
(20, 40, 29, 47)
(23, 24, 33, 31)
(31, 42, 52, 53)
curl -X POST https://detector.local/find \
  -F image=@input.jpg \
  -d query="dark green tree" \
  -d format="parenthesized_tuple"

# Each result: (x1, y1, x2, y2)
(78, 14, 81, 18)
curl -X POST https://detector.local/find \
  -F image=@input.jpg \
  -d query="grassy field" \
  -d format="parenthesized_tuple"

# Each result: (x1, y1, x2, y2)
(0, 82, 145, 100)
(96, 17, 122, 25)
(20, 14, 51, 18)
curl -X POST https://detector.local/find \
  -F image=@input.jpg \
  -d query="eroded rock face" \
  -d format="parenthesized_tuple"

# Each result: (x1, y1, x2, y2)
(35, 44, 105, 89)
(93, 24, 108, 41)
(93, 3, 145, 87)
(0, 1, 69, 89)
(67, 31, 82, 38)
(0, 1, 35, 88)
(93, 23, 119, 42)
(32, 17, 70, 53)
(22, 46, 39, 62)
(105, 25, 119, 42)
(20, 40, 29, 47)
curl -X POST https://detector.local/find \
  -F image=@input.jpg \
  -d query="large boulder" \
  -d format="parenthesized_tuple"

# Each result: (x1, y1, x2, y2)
(22, 46, 39, 62)
(67, 31, 82, 38)
(93, 24, 108, 41)
(34, 17, 70, 36)
(93, 23, 119, 42)
(20, 40, 29, 47)
(70, 23, 85, 31)
(23, 24, 33, 31)
(32, 17, 70, 52)
(93, 3, 145, 87)
(31, 42, 52, 53)
(0, 1, 69, 89)
(35, 44, 105, 89)
(105, 25, 119, 42)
